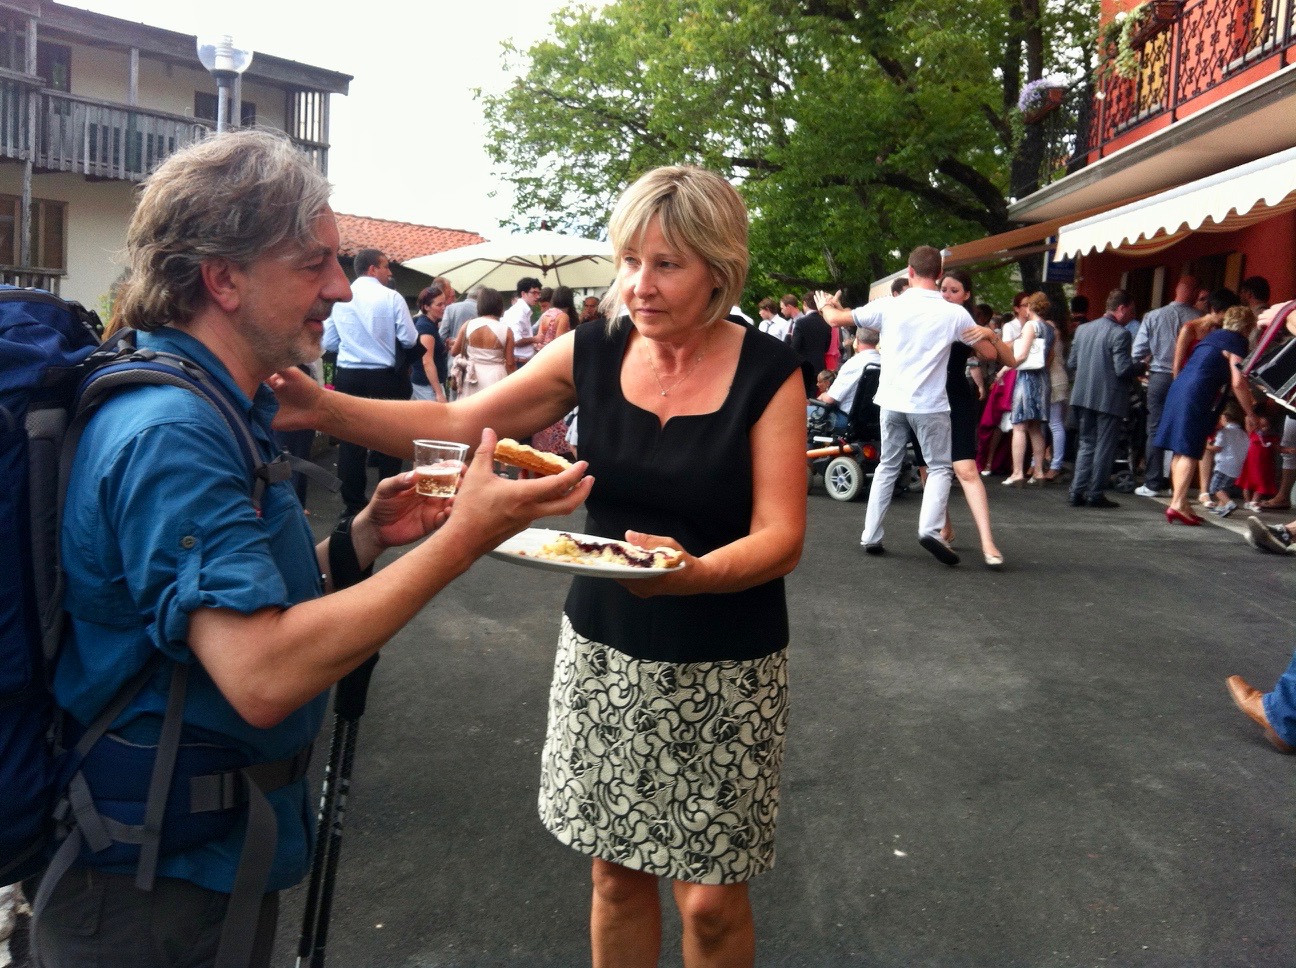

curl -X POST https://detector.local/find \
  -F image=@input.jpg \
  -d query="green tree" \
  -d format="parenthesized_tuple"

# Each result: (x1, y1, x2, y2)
(482, 0, 1097, 302)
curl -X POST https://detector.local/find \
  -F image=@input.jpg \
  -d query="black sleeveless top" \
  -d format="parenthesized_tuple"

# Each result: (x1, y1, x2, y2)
(564, 319, 802, 663)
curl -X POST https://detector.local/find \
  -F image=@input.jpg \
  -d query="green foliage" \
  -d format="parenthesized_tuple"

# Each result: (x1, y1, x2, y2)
(481, 0, 1098, 304)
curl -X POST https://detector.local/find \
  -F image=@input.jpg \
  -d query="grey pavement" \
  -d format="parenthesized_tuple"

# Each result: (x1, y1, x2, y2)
(10, 461, 1293, 967)
(270, 462, 1295, 967)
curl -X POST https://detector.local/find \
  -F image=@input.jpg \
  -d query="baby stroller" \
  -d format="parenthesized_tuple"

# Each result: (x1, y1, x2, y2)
(807, 363, 910, 501)
(1110, 378, 1148, 493)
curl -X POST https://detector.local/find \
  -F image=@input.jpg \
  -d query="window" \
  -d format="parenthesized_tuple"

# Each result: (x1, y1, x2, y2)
(194, 92, 257, 127)
(0, 194, 67, 272)
(36, 42, 71, 92)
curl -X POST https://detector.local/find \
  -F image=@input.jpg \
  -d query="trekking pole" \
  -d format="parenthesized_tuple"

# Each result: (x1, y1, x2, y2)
(297, 653, 379, 968)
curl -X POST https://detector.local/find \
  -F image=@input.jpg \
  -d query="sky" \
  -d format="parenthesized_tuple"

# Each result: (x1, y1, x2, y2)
(64, 0, 595, 237)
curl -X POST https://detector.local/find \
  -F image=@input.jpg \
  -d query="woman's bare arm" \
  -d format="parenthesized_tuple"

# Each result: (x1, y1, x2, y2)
(622, 371, 807, 597)
(271, 332, 578, 459)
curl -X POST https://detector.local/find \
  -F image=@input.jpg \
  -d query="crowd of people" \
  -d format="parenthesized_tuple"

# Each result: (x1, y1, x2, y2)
(20, 123, 1294, 968)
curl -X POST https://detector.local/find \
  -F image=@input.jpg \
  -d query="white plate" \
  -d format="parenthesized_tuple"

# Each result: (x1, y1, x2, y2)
(488, 528, 685, 579)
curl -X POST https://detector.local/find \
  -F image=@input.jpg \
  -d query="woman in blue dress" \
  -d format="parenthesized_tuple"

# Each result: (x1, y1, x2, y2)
(1154, 305, 1260, 524)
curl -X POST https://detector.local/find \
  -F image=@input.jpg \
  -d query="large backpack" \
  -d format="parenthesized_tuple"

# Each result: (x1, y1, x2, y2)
(0, 286, 332, 966)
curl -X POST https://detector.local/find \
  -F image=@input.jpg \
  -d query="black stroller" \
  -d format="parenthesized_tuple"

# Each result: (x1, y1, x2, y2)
(1110, 378, 1148, 493)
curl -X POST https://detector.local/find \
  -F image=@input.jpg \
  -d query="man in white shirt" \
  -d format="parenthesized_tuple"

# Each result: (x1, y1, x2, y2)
(819, 247, 997, 564)
(813, 328, 879, 430)
(758, 297, 791, 341)
(322, 247, 418, 515)
(503, 276, 542, 366)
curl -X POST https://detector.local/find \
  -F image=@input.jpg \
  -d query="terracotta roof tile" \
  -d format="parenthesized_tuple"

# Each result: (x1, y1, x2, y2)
(334, 213, 486, 265)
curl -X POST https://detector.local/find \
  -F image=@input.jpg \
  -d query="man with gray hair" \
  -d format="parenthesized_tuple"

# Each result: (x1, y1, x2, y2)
(1133, 274, 1200, 497)
(33, 129, 591, 967)
(440, 284, 479, 343)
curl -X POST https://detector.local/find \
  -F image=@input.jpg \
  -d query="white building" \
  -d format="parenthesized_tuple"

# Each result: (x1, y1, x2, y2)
(0, 1, 350, 310)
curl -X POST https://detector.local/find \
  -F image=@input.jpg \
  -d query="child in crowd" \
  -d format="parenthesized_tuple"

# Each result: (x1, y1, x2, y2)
(1237, 402, 1281, 512)
(1203, 402, 1249, 516)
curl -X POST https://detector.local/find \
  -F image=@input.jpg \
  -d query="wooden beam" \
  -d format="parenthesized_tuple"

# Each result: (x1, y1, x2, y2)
(37, 6, 351, 94)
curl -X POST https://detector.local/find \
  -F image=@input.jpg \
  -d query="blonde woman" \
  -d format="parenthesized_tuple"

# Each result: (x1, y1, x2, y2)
(272, 165, 807, 967)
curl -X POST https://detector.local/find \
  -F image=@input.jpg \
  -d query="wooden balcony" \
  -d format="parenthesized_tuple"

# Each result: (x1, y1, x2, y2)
(0, 72, 328, 181)
(0, 266, 63, 293)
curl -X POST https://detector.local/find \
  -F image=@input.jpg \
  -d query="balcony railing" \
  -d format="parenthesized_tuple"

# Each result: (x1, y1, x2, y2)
(0, 80, 329, 181)
(38, 92, 213, 181)
(0, 266, 62, 293)
(1024, 0, 1296, 191)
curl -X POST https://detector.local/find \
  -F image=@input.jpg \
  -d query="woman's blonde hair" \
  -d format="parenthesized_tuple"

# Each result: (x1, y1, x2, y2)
(1027, 291, 1051, 317)
(603, 165, 748, 327)
(1222, 304, 1257, 336)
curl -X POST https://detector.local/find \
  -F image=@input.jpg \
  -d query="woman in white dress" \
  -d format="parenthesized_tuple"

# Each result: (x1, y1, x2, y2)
(449, 287, 514, 398)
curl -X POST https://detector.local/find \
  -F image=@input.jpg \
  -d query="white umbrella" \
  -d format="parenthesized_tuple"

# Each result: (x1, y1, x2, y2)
(402, 229, 617, 292)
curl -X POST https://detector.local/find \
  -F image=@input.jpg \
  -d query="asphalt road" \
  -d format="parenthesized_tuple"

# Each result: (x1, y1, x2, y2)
(267, 469, 1295, 968)
(9, 464, 1291, 967)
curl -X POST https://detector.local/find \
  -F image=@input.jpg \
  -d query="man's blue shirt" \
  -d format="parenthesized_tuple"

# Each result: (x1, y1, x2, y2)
(56, 327, 327, 893)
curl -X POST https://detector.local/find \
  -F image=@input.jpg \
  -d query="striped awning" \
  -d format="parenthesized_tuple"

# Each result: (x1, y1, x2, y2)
(1055, 145, 1296, 259)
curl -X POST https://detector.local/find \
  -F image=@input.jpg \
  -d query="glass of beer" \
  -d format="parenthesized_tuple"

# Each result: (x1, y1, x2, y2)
(413, 439, 468, 498)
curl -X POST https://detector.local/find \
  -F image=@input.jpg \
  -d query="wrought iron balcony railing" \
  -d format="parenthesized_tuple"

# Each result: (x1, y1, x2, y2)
(1022, 0, 1296, 193)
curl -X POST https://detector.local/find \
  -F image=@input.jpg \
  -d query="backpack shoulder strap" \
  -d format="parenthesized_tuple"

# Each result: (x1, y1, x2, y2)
(41, 337, 292, 665)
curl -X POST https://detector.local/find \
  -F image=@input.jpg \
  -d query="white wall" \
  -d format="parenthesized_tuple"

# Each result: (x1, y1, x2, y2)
(0, 166, 136, 310)
(66, 39, 286, 129)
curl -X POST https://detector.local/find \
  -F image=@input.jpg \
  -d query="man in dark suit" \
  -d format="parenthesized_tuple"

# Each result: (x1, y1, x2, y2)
(791, 292, 832, 395)
(1067, 288, 1137, 508)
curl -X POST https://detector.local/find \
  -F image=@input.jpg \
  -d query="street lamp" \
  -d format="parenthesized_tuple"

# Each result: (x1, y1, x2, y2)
(196, 34, 253, 133)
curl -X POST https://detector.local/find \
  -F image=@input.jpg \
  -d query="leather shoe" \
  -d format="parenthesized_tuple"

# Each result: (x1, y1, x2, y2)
(919, 534, 960, 566)
(1086, 495, 1120, 509)
(1226, 676, 1294, 753)
(1068, 493, 1085, 507)
(862, 542, 885, 555)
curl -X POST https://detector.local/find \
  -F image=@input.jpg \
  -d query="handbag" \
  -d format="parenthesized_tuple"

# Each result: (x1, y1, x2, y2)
(452, 354, 477, 386)
(1015, 320, 1046, 371)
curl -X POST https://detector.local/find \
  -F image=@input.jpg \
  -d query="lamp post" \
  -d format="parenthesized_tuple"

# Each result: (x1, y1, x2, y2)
(196, 34, 253, 133)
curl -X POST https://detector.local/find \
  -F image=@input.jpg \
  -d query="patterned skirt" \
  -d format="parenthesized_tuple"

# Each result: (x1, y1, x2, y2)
(1010, 368, 1051, 424)
(539, 615, 788, 885)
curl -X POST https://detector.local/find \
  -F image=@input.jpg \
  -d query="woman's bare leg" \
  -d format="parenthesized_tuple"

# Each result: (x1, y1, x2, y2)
(1028, 422, 1048, 478)
(672, 881, 754, 968)
(1008, 425, 1027, 480)
(953, 459, 1000, 558)
(592, 859, 662, 968)
(1169, 453, 1198, 515)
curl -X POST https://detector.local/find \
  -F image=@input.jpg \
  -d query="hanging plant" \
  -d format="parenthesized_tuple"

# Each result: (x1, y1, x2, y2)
(1097, 1, 1184, 81)
(1018, 76, 1069, 124)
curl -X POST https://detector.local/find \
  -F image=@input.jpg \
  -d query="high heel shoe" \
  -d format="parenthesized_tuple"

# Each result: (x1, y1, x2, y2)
(1166, 507, 1202, 526)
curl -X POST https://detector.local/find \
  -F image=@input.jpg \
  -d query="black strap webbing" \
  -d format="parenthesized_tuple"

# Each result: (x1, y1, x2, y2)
(135, 663, 189, 891)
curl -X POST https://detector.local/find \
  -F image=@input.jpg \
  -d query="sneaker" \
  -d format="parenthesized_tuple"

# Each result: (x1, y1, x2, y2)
(1212, 500, 1237, 518)
(1244, 501, 1263, 513)
(1134, 484, 1167, 498)
(1200, 497, 1217, 509)
(1245, 516, 1293, 554)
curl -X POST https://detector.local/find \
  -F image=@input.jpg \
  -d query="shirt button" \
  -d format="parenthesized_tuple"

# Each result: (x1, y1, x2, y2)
(180, 535, 197, 549)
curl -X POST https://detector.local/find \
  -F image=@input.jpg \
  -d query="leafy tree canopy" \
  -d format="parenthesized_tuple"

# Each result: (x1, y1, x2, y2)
(482, 0, 1097, 305)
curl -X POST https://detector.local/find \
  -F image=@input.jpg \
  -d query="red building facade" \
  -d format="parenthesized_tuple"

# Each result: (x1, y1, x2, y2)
(953, 0, 1296, 314)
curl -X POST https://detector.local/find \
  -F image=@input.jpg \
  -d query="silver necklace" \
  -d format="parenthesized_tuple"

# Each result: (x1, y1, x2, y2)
(644, 332, 711, 397)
